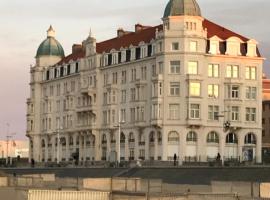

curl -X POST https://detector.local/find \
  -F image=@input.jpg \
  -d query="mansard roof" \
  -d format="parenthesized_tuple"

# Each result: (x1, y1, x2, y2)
(96, 25, 163, 53)
(203, 19, 249, 42)
(55, 18, 257, 65)
(57, 49, 85, 66)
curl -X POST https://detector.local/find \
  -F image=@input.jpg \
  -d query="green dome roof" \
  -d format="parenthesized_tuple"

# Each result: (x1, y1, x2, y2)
(163, 0, 201, 18)
(36, 26, 65, 58)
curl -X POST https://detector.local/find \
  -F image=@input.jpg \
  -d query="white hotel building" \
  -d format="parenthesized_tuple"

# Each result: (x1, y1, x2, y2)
(26, 0, 264, 164)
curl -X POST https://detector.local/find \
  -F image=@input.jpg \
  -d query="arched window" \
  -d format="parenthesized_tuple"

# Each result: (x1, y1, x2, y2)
(207, 131, 219, 143)
(120, 132, 125, 143)
(186, 131, 197, 142)
(245, 133, 256, 144)
(69, 136, 74, 145)
(149, 131, 155, 142)
(158, 131, 162, 143)
(168, 131, 179, 143)
(86, 136, 91, 145)
(41, 139, 45, 148)
(76, 136, 80, 145)
(102, 134, 107, 144)
(226, 133, 238, 144)
(139, 132, 145, 146)
(110, 133, 116, 143)
(61, 137, 66, 146)
(129, 132, 135, 143)
(55, 138, 58, 146)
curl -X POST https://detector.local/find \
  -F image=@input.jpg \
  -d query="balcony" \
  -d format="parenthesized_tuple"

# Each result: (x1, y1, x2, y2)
(151, 119, 163, 128)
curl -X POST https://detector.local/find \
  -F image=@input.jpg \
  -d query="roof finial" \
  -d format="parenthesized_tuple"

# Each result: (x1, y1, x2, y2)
(47, 25, 55, 38)
(89, 28, 92, 38)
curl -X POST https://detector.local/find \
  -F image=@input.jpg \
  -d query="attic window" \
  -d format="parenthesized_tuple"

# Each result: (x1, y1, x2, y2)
(46, 70, 50, 80)
(75, 62, 79, 73)
(60, 67, 64, 77)
(67, 65, 71, 75)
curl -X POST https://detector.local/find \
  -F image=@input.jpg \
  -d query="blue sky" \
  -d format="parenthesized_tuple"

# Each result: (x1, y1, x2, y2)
(0, 0, 269, 139)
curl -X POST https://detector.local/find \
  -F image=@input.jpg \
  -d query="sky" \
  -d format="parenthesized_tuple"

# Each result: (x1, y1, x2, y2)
(0, 0, 269, 140)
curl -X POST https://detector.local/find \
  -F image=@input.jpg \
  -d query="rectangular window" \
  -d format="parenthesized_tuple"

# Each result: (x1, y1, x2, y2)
(246, 107, 256, 122)
(170, 82, 180, 96)
(152, 65, 157, 77)
(190, 41, 197, 52)
(246, 87, 257, 100)
(188, 61, 198, 75)
(130, 88, 136, 101)
(121, 90, 126, 103)
(208, 105, 219, 121)
(231, 106, 240, 121)
(245, 66, 257, 80)
(231, 86, 240, 99)
(189, 82, 201, 96)
(208, 84, 219, 98)
(130, 108, 136, 123)
(169, 104, 180, 120)
(227, 85, 240, 99)
(190, 104, 200, 119)
(172, 42, 179, 51)
(121, 71, 126, 84)
(141, 66, 147, 80)
(208, 64, 219, 77)
(121, 109, 126, 122)
(170, 61, 180, 74)
(158, 62, 163, 74)
(226, 65, 239, 78)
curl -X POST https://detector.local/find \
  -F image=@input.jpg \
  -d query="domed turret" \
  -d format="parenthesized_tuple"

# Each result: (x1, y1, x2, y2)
(163, 0, 201, 18)
(36, 25, 65, 58)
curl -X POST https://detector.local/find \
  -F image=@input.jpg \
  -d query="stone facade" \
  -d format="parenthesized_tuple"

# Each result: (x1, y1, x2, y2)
(26, 0, 263, 164)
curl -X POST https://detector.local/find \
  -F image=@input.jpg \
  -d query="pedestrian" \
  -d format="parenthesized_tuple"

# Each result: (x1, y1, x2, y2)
(31, 158, 35, 168)
(216, 153, 221, 162)
(173, 153, 177, 166)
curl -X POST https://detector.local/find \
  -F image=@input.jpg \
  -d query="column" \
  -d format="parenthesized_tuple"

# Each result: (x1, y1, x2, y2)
(145, 131, 149, 160)
(94, 131, 101, 161)
(179, 132, 186, 166)
(154, 132, 158, 160)
(238, 133, 243, 163)
(66, 135, 70, 162)
(84, 134, 87, 162)
(162, 131, 168, 161)
(116, 130, 120, 162)
(256, 132, 262, 163)
(220, 133, 225, 165)
(44, 137, 48, 162)
(134, 132, 139, 160)
(125, 133, 129, 161)
(107, 133, 111, 161)
(52, 136, 56, 162)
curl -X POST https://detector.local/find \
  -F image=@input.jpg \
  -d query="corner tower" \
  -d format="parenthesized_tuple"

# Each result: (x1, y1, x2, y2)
(36, 26, 65, 67)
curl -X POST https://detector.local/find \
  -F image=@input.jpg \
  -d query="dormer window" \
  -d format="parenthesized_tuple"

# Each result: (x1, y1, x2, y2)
(121, 51, 126, 62)
(131, 48, 136, 61)
(226, 37, 242, 56)
(152, 44, 156, 55)
(103, 55, 108, 66)
(112, 53, 118, 65)
(247, 39, 258, 57)
(141, 46, 147, 58)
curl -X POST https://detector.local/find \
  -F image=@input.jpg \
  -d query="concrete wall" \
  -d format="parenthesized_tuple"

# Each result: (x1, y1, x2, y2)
(27, 190, 110, 200)
(211, 181, 260, 197)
